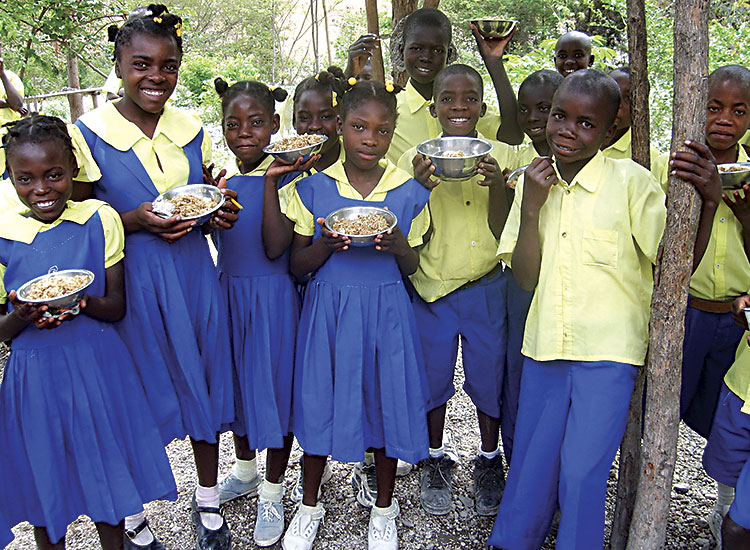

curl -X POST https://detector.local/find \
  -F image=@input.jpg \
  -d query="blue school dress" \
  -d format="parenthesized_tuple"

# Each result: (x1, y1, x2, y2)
(290, 170, 431, 464)
(0, 202, 176, 543)
(76, 113, 233, 444)
(213, 173, 300, 451)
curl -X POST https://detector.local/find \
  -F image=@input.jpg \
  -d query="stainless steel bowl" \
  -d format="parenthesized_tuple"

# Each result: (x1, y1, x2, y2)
(718, 163, 750, 189)
(16, 267, 95, 318)
(471, 18, 518, 40)
(506, 164, 529, 189)
(324, 206, 398, 246)
(416, 137, 494, 180)
(263, 135, 328, 164)
(151, 184, 225, 225)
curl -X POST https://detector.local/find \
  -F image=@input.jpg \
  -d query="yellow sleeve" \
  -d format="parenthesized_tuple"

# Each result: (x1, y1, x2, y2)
(490, 141, 516, 173)
(67, 124, 102, 183)
(0, 263, 7, 304)
(284, 187, 315, 236)
(497, 176, 523, 267)
(629, 170, 667, 265)
(397, 148, 418, 176)
(477, 105, 501, 139)
(98, 204, 125, 267)
(407, 204, 431, 247)
(101, 69, 121, 96)
(278, 180, 297, 215)
(201, 131, 213, 165)
(3, 70, 24, 98)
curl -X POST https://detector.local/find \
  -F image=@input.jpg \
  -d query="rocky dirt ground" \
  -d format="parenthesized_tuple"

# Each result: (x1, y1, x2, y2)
(2, 350, 722, 550)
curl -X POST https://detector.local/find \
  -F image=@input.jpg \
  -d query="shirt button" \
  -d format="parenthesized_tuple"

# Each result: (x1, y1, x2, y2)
(471, 241, 477, 247)
(562, 232, 568, 238)
(720, 217, 726, 222)
(717, 263, 721, 268)
(565, 189, 571, 194)
(466, 201, 471, 206)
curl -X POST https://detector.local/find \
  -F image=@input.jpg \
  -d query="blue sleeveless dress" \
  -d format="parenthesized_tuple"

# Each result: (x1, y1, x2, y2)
(75, 122, 234, 445)
(213, 174, 300, 451)
(0, 207, 176, 543)
(291, 172, 431, 464)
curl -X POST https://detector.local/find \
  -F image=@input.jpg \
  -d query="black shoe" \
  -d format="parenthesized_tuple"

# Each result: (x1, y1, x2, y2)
(190, 493, 232, 550)
(123, 519, 165, 550)
(420, 455, 455, 515)
(473, 454, 506, 516)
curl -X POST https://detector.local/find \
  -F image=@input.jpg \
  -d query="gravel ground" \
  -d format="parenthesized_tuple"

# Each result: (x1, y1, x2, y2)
(1, 347, 721, 550)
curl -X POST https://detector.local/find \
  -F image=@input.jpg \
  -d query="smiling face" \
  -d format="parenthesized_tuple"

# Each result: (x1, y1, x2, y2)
(115, 32, 180, 116)
(223, 94, 279, 172)
(518, 82, 557, 144)
(339, 99, 395, 173)
(402, 25, 450, 88)
(430, 73, 486, 137)
(705, 78, 750, 156)
(554, 33, 594, 77)
(8, 141, 77, 223)
(295, 88, 339, 157)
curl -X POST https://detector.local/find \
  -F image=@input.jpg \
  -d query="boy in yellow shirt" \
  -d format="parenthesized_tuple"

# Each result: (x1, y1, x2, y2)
(488, 69, 720, 549)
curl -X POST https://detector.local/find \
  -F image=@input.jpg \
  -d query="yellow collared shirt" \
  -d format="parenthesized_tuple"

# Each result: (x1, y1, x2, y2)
(725, 334, 750, 414)
(498, 152, 666, 366)
(284, 159, 430, 246)
(508, 142, 542, 171)
(690, 146, 750, 301)
(0, 69, 24, 126)
(386, 80, 502, 165)
(602, 128, 670, 191)
(0, 200, 125, 302)
(77, 101, 212, 195)
(398, 132, 514, 302)
(741, 129, 750, 147)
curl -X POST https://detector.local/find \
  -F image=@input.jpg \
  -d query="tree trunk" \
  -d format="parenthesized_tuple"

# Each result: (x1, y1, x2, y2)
(625, 0, 708, 547)
(364, 0, 385, 82)
(66, 51, 84, 122)
(391, 0, 418, 84)
(322, 0, 333, 67)
(422, 0, 440, 8)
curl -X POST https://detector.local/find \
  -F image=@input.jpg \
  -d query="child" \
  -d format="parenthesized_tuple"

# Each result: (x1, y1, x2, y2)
(488, 69, 720, 549)
(398, 63, 513, 518)
(0, 115, 176, 549)
(74, 6, 239, 550)
(384, 7, 522, 164)
(553, 30, 594, 77)
(680, 64, 750, 546)
(281, 80, 431, 550)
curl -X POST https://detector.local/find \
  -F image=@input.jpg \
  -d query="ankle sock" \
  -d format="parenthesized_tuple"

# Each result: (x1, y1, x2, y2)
(260, 479, 284, 502)
(364, 451, 375, 465)
(232, 457, 257, 482)
(717, 481, 735, 512)
(124, 511, 154, 546)
(429, 446, 445, 459)
(478, 445, 501, 460)
(195, 484, 223, 530)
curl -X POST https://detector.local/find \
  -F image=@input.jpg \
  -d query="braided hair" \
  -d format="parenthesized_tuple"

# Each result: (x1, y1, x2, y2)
(2, 115, 75, 172)
(107, 4, 183, 61)
(293, 66, 346, 107)
(339, 79, 403, 122)
(214, 78, 288, 118)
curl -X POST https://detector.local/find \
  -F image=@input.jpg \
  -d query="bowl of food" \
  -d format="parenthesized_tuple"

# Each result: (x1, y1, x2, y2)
(16, 267, 95, 318)
(471, 18, 518, 40)
(264, 134, 328, 164)
(718, 162, 750, 189)
(324, 206, 398, 246)
(505, 164, 529, 190)
(151, 184, 225, 225)
(416, 136, 494, 180)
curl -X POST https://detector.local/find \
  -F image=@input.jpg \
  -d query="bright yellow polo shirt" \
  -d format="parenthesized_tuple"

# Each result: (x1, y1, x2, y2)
(741, 129, 750, 148)
(0, 200, 125, 303)
(498, 152, 666, 365)
(77, 101, 212, 195)
(285, 159, 430, 247)
(725, 334, 750, 413)
(690, 146, 750, 301)
(602, 128, 670, 191)
(0, 69, 24, 126)
(386, 80, 502, 165)
(398, 132, 514, 302)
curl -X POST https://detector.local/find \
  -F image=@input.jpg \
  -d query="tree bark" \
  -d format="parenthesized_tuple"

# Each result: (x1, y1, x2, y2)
(390, 0, 418, 85)
(364, 0, 385, 82)
(66, 51, 84, 122)
(422, 0, 440, 8)
(625, 0, 708, 548)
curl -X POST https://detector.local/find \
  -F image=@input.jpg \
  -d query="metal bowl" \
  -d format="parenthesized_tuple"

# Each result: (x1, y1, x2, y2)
(324, 206, 398, 246)
(416, 137, 494, 180)
(151, 184, 225, 225)
(16, 267, 95, 318)
(263, 135, 328, 164)
(718, 163, 750, 189)
(506, 164, 529, 189)
(471, 18, 518, 40)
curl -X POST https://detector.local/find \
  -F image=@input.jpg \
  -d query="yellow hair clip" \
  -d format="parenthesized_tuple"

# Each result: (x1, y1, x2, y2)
(331, 91, 338, 107)
(348, 77, 357, 86)
(153, 16, 162, 23)
(385, 80, 395, 93)
(315, 74, 320, 81)
(269, 86, 277, 93)
(175, 22, 182, 37)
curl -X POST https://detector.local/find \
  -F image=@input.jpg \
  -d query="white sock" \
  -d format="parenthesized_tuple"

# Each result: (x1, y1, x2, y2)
(124, 511, 154, 546)
(478, 445, 500, 460)
(717, 481, 735, 512)
(232, 457, 257, 482)
(429, 446, 445, 459)
(364, 451, 375, 465)
(260, 479, 284, 503)
(195, 485, 223, 530)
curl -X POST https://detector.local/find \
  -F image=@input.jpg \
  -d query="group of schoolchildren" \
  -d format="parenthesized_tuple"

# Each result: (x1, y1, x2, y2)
(1, 3, 750, 550)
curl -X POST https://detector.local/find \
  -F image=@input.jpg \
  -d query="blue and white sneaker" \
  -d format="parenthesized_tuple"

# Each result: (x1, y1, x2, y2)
(351, 461, 378, 508)
(218, 472, 260, 504)
(254, 496, 285, 547)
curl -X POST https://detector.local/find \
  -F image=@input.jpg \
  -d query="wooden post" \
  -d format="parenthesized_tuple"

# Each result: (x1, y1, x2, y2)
(391, 0, 418, 84)
(365, 0, 385, 82)
(66, 52, 84, 121)
(625, 0, 708, 547)
(422, 0, 440, 8)
(322, 0, 333, 67)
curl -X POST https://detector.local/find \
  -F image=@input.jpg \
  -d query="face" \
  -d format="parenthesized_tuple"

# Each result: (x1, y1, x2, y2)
(546, 89, 616, 168)
(8, 141, 77, 223)
(295, 89, 339, 156)
(429, 73, 486, 137)
(518, 82, 557, 143)
(115, 32, 181, 114)
(611, 71, 631, 130)
(554, 35, 594, 77)
(339, 100, 396, 172)
(705, 79, 750, 153)
(223, 95, 279, 167)
(402, 25, 450, 85)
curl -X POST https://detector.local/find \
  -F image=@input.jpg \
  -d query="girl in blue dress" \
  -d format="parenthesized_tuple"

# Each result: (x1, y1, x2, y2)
(0, 115, 176, 549)
(74, 6, 239, 550)
(280, 80, 431, 550)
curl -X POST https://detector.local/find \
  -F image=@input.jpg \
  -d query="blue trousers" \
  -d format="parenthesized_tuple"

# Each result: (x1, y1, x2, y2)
(488, 358, 637, 550)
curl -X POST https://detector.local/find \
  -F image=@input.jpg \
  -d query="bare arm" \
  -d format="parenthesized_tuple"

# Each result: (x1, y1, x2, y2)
(81, 261, 125, 322)
(289, 220, 351, 280)
(476, 155, 510, 238)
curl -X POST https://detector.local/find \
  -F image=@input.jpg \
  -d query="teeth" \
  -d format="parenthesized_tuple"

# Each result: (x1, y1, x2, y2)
(450, 118, 469, 123)
(142, 89, 164, 97)
(415, 67, 430, 73)
(35, 200, 55, 208)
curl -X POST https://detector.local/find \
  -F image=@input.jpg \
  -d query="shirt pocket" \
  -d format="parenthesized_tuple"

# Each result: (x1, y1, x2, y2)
(582, 228, 618, 268)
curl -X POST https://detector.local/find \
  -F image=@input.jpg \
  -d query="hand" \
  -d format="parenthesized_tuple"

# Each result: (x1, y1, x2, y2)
(202, 163, 227, 187)
(669, 140, 722, 207)
(346, 34, 380, 78)
(476, 155, 503, 187)
(723, 185, 750, 229)
(266, 155, 319, 183)
(732, 295, 750, 330)
(8, 290, 47, 326)
(209, 181, 240, 230)
(374, 226, 410, 256)
(471, 23, 516, 60)
(413, 154, 440, 189)
(134, 202, 196, 242)
(316, 217, 350, 251)
(521, 156, 558, 214)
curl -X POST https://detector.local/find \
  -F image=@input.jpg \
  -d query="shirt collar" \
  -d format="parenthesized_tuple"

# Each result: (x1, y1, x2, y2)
(404, 80, 431, 115)
(224, 154, 274, 179)
(559, 150, 606, 193)
(608, 128, 632, 153)
(323, 159, 412, 197)
(0, 200, 102, 244)
(739, 144, 749, 163)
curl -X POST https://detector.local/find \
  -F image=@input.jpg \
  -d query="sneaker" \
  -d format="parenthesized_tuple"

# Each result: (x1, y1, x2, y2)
(473, 454, 506, 516)
(368, 500, 400, 550)
(254, 497, 284, 547)
(290, 459, 333, 503)
(396, 460, 413, 477)
(352, 461, 378, 508)
(282, 503, 325, 550)
(420, 455, 455, 515)
(218, 471, 260, 504)
(190, 492, 232, 550)
(709, 506, 728, 550)
(123, 519, 165, 550)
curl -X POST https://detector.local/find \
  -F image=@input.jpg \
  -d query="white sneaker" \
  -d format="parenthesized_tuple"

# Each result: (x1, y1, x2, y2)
(368, 500, 399, 550)
(709, 506, 729, 550)
(290, 459, 333, 503)
(282, 503, 325, 550)
(396, 460, 412, 477)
